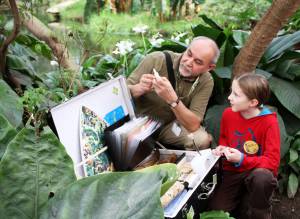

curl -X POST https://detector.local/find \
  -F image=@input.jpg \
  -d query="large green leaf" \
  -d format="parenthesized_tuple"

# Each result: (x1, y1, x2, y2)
(6, 54, 37, 77)
(276, 111, 293, 159)
(292, 138, 300, 151)
(214, 67, 232, 79)
(199, 14, 223, 31)
(289, 148, 298, 164)
(287, 63, 300, 79)
(269, 76, 300, 119)
(274, 60, 294, 80)
(191, 24, 224, 45)
(15, 34, 52, 59)
(263, 50, 300, 73)
(128, 52, 145, 75)
(204, 104, 228, 146)
(0, 127, 76, 219)
(0, 79, 23, 127)
(41, 170, 166, 219)
(287, 172, 298, 198)
(255, 69, 272, 79)
(232, 30, 250, 48)
(0, 114, 17, 161)
(264, 31, 300, 62)
(137, 163, 179, 196)
(223, 39, 235, 66)
(152, 39, 187, 53)
(200, 210, 234, 219)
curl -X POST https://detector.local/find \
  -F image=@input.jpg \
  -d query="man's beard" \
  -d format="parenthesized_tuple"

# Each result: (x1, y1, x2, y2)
(179, 64, 193, 77)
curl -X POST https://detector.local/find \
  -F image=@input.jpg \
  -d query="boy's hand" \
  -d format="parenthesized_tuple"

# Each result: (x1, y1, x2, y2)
(224, 147, 242, 163)
(212, 145, 227, 156)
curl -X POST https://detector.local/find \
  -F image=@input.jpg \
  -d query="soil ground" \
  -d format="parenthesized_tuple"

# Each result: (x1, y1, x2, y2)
(272, 190, 300, 219)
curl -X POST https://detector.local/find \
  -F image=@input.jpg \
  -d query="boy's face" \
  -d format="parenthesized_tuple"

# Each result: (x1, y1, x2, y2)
(228, 80, 257, 112)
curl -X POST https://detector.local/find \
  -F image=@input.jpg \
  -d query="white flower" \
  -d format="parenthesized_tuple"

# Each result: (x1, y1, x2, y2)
(185, 38, 190, 45)
(112, 48, 120, 55)
(171, 32, 188, 42)
(149, 32, 164, 47)
(50, 60, 59, 66)
(132, 25, 149, 34)
(152, 32, 163, 39)
(149, 38, 164, 47)
(114, 40, 135, 56)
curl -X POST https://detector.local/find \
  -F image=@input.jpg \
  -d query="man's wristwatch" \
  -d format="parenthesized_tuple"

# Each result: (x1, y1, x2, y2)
(169, 98, 180, 108)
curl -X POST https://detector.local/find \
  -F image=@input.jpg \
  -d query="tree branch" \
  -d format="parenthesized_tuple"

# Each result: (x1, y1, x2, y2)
(0, 0, 20, 78)
(22, 12, 80, 73)
(232, 0, 300, 78)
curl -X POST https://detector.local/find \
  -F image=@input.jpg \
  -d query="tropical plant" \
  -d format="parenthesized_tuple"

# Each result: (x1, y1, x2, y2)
(200, 0, 271, 30)
(278, 130, 300, 198)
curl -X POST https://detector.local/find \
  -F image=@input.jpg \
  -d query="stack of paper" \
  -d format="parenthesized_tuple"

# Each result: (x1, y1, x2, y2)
(109, 116, 161, 170)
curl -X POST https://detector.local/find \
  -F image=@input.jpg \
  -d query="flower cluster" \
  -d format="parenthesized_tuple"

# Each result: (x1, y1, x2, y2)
(171, 32, 190, 45)
(132, 25, 149, 34)
(149, 32, 164, 48)
(112, 40, 135, 56)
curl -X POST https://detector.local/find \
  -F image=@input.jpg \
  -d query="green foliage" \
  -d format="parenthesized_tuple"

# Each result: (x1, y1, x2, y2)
(60, 0, 87, 22)
(200, 210, 235, 219)
(41, 169, 167, 219)
(269, 77, 300, 119)
(137, 163, 179, 196)
(0, 80, 23, 128)
(285, 9, 300, 33)
(279, 131, 300, 198)
(287, 172, 298, 198)
(21, 87, 59, 128)
(15, 34, 52, 59)
(191, 16, 240, 67)
(201, 0, 271, 30)
(22, 87, 50, 115)
(84, 0, 101, 22)
(0, 127, 76, 218)
(0, 114, 17, 161)
(6, 33, 54, 88)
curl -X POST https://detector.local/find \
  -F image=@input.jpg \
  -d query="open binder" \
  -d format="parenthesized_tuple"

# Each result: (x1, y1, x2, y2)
(105, 115, 161, 170)
(50, 76, 161, 177)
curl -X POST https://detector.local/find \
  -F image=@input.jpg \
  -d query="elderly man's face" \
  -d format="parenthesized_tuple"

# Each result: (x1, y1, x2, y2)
(179, 40, 216, 78)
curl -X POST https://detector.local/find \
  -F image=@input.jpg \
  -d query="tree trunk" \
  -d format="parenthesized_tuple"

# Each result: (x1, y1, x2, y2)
(22, 13, 80, 73)
(0, 0, 20, 79)
(232, 0, 300, 78)
(110, 0, 117, 13)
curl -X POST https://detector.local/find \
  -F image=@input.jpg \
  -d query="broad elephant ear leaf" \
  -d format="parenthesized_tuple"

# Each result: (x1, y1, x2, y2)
(0, 114, 17, 161)
(269, 76, 300, 119)
(272, 109, 292, 158)
(40, 170, 166, 219)
(137, 163, 179, 196)
(204, 104, 228, 146)
(264, 31, 300, 62)
(0, 127, 76, 219)
(0, 79, 23, 128)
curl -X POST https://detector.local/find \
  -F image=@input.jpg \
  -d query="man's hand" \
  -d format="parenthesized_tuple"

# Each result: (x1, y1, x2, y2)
(152, 75, 178, 104)
(129, 74, 155, 98)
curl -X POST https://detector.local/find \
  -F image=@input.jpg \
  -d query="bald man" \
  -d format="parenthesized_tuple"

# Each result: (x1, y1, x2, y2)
(127, 36, 220, 150)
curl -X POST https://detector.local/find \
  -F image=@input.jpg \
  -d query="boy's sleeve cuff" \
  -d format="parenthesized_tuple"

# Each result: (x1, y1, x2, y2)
(234, 153, 244, 167)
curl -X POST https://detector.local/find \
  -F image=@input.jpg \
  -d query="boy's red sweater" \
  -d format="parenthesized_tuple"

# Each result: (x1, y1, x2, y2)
(219, 107, 281, 176)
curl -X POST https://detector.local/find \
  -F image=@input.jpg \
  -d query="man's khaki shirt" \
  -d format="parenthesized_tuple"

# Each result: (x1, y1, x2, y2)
(127, 51, 214, 125)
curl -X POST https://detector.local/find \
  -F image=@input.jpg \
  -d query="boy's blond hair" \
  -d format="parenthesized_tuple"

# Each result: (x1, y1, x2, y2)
(235, 74, 270, 107)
